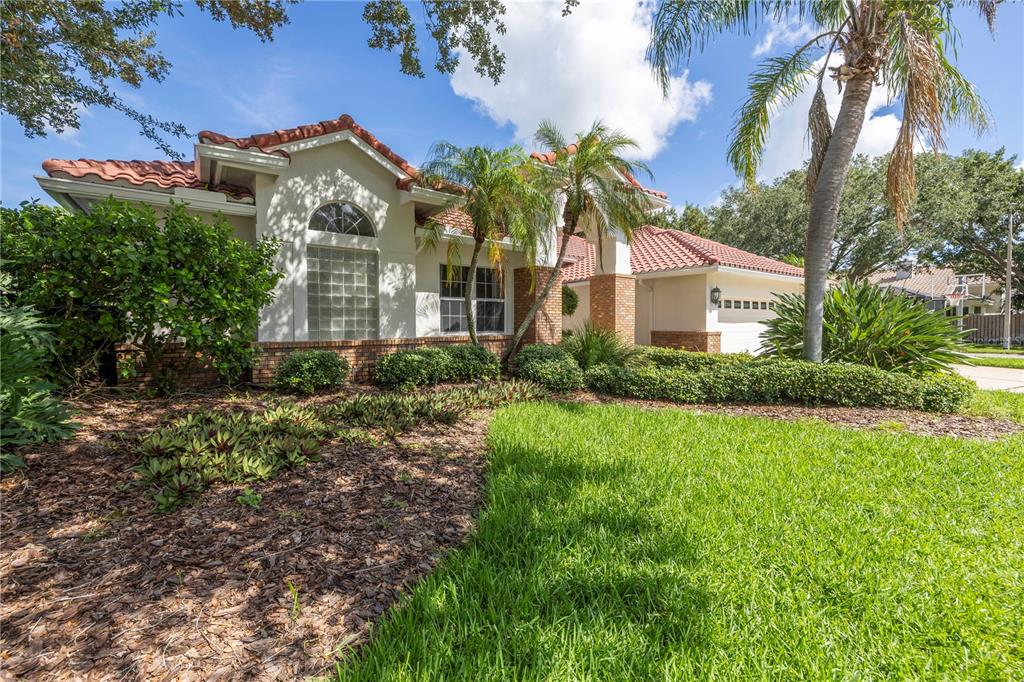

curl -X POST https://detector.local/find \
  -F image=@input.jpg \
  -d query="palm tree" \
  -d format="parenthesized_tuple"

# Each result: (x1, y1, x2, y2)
(503, 120, 655, 363)
(418, 143, 553, 345)
(647, 1, 996, 361)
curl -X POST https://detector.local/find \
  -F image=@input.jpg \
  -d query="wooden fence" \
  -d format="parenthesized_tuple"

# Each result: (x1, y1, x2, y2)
(959, 313, 1024, 345)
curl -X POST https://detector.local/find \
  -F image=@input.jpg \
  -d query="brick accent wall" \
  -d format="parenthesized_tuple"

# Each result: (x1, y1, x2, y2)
(118, 336, 511, 388)
(589, 274, 635, 344)
(116, 345, 223, 390)
(513, 266, 562, 345)
(650, 330, 722, 353)
(253, 335, 511, 384)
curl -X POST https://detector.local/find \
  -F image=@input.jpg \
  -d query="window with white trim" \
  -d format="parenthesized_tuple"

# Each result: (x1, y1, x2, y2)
(307, 245, 379, 340)
(439, 265, 505, 334)
(309, 202, 375, 236)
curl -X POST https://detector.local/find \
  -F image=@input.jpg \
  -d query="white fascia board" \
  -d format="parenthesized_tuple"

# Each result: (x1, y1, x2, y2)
(195, 143, 289, 176)
(275, 130, 410, 180)
(635, 265, 803, 283)
(400, 185, 460, 206)
(715, 265, 805, 283)
(36, 176, 257, 217)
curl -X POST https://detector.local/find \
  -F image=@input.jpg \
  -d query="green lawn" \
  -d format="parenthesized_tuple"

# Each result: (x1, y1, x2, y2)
(967, 356, 1024, 370)
(337, 404, 1023, 680)
(961, 343, 1024, 354)
(963, 389, 1024, 424)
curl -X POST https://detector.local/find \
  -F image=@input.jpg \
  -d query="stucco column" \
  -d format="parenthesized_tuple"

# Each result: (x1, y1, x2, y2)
(588, 229, 634, 344)
(514, 266, 562, 344)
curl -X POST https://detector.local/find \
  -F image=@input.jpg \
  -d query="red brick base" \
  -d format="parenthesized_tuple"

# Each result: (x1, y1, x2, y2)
(650, 330, 721, 353)
(590, 274, 635, 344)
(513, 266, 562, 345)
(118, 336, 512, 388)
(116, 345, 221, 390)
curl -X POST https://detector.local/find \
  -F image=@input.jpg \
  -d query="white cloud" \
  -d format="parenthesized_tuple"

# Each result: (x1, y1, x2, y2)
(757, 53, 902, 181)
(752, 18, 817, 57)
(448, 1, 712, 160)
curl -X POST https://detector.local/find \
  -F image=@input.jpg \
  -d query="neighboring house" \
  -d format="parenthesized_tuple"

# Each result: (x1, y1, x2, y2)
(36, 113, 674, 381)
(867, 267, 1002, 316)
(562, 226, 804, 354)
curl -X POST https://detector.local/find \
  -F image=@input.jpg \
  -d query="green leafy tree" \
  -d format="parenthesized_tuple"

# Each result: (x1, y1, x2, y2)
(656, 203, 711, 236)
(706, 154, 944, 279)
(418, 143, 553, 345)
(648, 1, 996, 361)
(915, 148, 1024, 294)
(1, 199, 281, 391)
(504, 121, 654, 363)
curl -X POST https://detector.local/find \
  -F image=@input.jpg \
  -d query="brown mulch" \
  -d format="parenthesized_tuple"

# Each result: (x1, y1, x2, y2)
(2, 386, 1018, 681)
(574, 391, 1024, 441)
(1, 390, 490, 681)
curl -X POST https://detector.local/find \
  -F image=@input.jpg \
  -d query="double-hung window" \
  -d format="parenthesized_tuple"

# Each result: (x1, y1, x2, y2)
(439, 265, 505, 334)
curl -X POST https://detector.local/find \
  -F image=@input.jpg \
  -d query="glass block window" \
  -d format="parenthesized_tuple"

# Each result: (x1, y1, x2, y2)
(309, 202, 375, 236)
(439, 265, 505, 334)
(307, 245, 379, 340)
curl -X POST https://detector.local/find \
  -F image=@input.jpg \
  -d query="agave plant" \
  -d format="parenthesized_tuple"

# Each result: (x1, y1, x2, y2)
(759, 279, 969, 375)
(561, 322, 637, 370)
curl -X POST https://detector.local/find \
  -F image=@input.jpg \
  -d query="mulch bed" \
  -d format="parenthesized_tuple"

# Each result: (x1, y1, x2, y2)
(1, 390, 490, 680)
(574, 392, 1024, 440)
(2, 386, 1018, 680)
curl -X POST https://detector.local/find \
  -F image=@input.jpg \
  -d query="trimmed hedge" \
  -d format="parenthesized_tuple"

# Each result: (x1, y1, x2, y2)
(273, 350, 349, 394)
(584, 359, 975, 412)
(630, 346, 753, 371)
(511, 344, 584, 393)
(373, 345, 500, 389)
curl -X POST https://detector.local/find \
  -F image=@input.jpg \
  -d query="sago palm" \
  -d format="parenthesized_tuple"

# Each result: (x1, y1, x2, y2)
(418, 143, 552, 344)
(647, 0, 996, 361)
(504, 120, 654, 362)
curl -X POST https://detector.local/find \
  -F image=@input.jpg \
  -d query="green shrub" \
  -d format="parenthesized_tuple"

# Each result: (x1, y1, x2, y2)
(512, 344, 584, 393)
(273, 350, 349, 394)
(561, 284, 579, 316)
(760, 279, 969, 375)
(561, 322, 635, 370)
(584, 359, 974, 413)
(630, 346, 754, 371)
(1, 301, 77, 470)
(373, 345, 500, 389)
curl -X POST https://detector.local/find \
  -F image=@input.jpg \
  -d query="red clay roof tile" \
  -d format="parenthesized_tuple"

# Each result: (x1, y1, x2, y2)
(41, 158, 254, 201)
(562, 225, 804, 283)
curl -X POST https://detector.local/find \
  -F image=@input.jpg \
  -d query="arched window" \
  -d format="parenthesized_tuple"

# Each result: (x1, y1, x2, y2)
(309, 202, 375, 236)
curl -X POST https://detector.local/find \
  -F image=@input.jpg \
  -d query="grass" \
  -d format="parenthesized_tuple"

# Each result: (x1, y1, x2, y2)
(963, 389, 1024, 424)
(966, 356, 1024, 370)
(960, 343, 1024, 354)
(336, 403, 1023, 680)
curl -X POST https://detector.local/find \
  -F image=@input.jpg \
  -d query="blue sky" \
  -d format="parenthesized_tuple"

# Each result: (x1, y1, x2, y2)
(2, 1, 1021, 209)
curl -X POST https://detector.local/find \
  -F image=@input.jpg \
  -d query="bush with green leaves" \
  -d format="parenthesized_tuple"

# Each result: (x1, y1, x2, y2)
(561, 284, 579, 316)
(630, 346, 754, 371)
(760, 279, 969, 375)
(584, 359, 974, 413)
(511, 344, 584, 393)
(1, 200, 281, 390)
(273, 350, 349, 394)
(1, 300, 77, 471)
(373, 345, 499, 389)
(561, 322, 635, 370)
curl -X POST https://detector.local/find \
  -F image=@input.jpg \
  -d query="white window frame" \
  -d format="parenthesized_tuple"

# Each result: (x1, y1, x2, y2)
(439, 265, 506, 335)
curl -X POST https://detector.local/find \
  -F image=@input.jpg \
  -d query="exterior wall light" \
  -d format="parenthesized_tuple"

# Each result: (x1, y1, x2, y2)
(710, 286, 722, 307)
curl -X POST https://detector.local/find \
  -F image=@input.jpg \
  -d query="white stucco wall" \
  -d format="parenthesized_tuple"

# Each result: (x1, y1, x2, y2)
(562, 282, 590, 333)
(706, 269, 804, 354)
(648, 272, 709, 333)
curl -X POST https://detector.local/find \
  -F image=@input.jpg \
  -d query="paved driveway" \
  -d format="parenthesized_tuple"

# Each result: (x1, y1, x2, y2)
(953, 363, 1024, 392)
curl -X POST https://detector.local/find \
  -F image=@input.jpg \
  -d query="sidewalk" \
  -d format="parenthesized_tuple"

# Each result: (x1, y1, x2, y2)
(953, 364, 1024, 392)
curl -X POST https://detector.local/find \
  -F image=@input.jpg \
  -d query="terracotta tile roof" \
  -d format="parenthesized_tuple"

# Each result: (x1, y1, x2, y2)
(868, 268, 955, 299)
(41, 158, 254, 201)
(418, 206, 475, 233)
(562, 225, 804, 283)
(529, 145, 668, 200)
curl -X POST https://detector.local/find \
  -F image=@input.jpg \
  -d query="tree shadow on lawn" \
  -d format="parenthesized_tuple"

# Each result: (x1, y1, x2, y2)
(341, 401, 714, 678)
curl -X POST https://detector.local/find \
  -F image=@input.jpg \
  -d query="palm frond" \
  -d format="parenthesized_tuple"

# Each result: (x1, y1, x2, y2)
(806, 80, 833, 199)
(728, 49, 818, 187)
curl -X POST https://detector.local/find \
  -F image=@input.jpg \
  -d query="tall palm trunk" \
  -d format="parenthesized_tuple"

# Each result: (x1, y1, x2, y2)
(501, 221, 575, 364)
(466, 238, 483, 345)
(804, 76, 874, 361)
